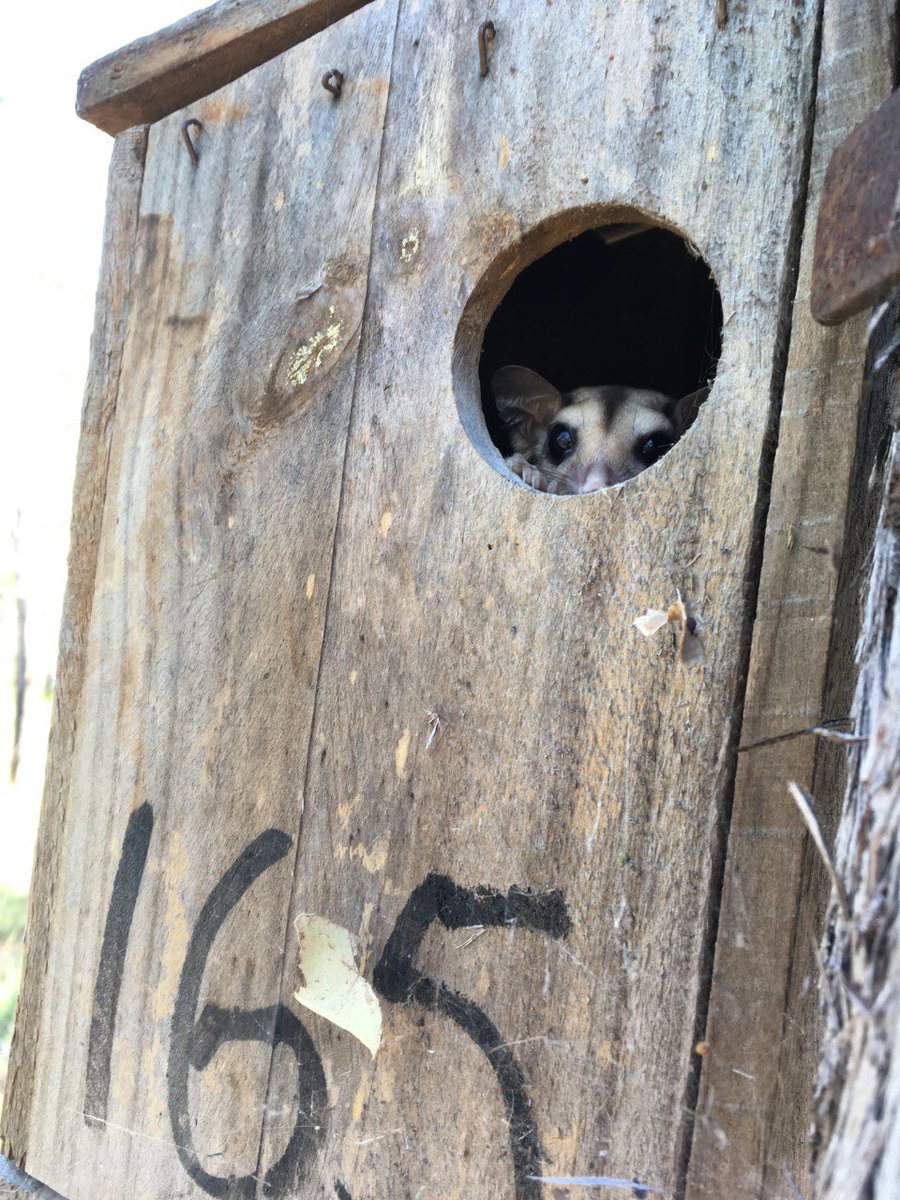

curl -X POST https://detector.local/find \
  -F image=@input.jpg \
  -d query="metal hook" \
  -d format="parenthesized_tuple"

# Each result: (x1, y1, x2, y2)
(181, 118, 203, 166)
(322, 69, 344, 98)
(478, 20, 496, 78)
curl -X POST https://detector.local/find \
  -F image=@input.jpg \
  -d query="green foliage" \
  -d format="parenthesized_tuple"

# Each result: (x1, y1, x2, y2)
(0, 887, 27, 1050)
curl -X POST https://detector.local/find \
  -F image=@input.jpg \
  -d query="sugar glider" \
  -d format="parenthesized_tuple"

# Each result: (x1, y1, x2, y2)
(491, 365, 704, 495)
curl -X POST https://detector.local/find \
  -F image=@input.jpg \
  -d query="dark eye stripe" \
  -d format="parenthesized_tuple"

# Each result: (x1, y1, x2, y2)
(635, 432, 674, 466)
(547, 423, 577, 464)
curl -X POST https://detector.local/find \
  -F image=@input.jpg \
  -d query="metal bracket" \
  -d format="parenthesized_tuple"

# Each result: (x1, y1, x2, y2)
(811, 87, 900, 326)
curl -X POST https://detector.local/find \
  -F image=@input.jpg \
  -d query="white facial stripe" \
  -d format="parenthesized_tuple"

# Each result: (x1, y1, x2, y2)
(611, 402, 674, 443)
(556, 403, 591, 432)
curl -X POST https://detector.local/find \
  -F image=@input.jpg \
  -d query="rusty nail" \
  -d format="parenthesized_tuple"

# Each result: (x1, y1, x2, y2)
(181, 118, 202, 166)
(322, 69, 344, 98)
(478, 20, 496, 78)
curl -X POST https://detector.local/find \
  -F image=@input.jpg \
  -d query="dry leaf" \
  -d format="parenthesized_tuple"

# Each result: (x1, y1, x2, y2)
(293, 914, 382, 1056)
(634, 609, 670, 636)
(634, 593, 705, 667)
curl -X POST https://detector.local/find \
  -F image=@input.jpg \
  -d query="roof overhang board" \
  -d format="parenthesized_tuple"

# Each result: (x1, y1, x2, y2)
(76, 0, 377, 135)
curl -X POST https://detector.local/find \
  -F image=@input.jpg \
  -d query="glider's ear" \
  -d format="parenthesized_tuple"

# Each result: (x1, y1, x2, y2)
(672, 385, 711, 434)
(491, 366, 563, 444)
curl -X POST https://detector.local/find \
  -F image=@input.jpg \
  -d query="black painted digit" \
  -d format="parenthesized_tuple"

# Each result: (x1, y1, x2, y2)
(168, 830, 327, 1198)
(373, 874, 571, 1200)
(190, 1002, 328, 1196)
(87, 820, 561, 1198)
(85, 802, 154, 1125)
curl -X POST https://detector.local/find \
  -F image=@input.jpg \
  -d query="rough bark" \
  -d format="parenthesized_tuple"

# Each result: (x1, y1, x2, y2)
(813, 345, 900, 1200)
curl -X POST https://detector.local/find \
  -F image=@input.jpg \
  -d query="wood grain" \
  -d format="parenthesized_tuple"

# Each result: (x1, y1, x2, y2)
(76, 0, 378, 135)
(259, 1, 822, 1194)
(684, 3, 897, 1197)
(6, 1, 852, 1198)
(7, 3, 397, 1195)
(0, 126, 148, 1169)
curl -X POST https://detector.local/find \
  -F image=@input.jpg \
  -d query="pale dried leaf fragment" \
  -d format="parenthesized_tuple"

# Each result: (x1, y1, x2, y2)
(293, 914, 382, 1056)
(634, 594, 705, 667)
(634, 609, 670, 637)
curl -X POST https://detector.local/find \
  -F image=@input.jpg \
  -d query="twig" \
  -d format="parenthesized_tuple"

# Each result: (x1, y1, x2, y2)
(529, 1176, 665, 1194)
(737, 717, 856, 753)
(874, 326, 900, 371)
(787, 782, 851, 920)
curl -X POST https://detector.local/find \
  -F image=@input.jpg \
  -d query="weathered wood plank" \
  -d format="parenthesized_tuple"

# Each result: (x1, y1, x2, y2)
(8, 3, 397, 1195)
(684, 3, 897, 1197)
(11, 3, 860, 1198)
(256, 1, 823, 1195)
(0, 1152, 62, 1199)
(76, 0, 378, 135)
(0, 126, 148, 1169)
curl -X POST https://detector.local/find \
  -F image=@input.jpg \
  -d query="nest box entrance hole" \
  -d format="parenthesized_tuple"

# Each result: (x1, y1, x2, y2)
(471, 222, 723, 492)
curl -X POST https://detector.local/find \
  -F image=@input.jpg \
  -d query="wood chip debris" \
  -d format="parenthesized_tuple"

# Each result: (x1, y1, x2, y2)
(294, 914, 382, 1056)
(424, 709, 441, 750)
(634, 595, 705, 666)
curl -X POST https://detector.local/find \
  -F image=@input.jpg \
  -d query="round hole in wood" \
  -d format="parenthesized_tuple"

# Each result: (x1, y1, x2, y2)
(453, 211, 723, 495)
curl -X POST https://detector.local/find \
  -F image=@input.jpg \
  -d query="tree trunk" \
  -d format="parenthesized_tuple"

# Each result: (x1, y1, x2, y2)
(813, 330, 900, 1199)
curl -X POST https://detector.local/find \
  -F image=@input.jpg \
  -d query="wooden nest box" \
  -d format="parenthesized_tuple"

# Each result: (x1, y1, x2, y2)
(3, 1, 896, 1198)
